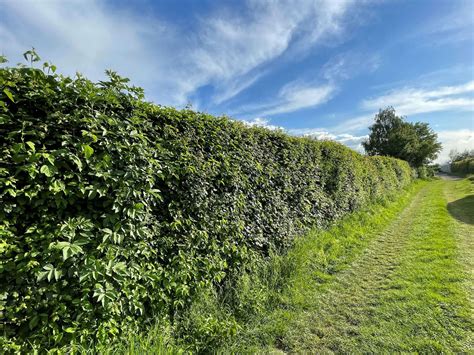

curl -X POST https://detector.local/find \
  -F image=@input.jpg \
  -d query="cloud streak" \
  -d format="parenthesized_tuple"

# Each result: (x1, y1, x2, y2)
(251, 82, 336, 116)
(0, 0, 358, 107)
(362, 81, 474, 116)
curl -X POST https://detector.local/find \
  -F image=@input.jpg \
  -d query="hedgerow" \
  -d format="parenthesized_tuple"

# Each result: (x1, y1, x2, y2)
(451, 158, 474, 175)
(0, 51, 413, 350)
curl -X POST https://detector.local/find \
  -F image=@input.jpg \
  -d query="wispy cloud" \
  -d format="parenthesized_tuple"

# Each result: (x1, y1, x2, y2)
(414, 0, 474, 46)
(321, 51, 380, 81)
(235, 81, 336, 116)
(0, 0, 359, 107)
(362, 81, 474, 116)
(194, 0, 358, 105)
(0, 0, 183, 103)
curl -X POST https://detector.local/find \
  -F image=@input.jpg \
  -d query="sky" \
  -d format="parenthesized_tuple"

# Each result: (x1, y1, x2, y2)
(1, 0, 473, 163)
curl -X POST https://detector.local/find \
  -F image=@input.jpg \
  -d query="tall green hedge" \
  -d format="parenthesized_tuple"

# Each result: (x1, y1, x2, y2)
(0, 54, 413, 350)
(451, 158, 474, 174)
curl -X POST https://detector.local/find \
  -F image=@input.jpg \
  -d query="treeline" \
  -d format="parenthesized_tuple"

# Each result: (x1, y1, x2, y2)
(0, 52, 413, 350)
(450, 149, 474, 174)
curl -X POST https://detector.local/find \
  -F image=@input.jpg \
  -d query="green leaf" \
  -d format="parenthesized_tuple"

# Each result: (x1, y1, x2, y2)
(40, 164, 53, 177)
(29, 315, 40, 330)
(82, 144, 94, 159)
(62, 246, 71, 261)
(43, 264, 54, 271)
(71, 155, 83, 171)
(3, 88, 14, 103)
(26, 141, 35, 152)
(36, 271, 48, 282)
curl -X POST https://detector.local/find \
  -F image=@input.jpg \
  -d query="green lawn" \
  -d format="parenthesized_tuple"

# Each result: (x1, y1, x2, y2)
(98, 178, 473, 353)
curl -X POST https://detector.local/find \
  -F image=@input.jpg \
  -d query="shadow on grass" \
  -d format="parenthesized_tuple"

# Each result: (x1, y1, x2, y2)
(447, 195, 474, 225)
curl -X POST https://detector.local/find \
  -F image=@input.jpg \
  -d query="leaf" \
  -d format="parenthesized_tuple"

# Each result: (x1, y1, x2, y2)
(3, 88, 14, 103)
(40, 164, 53, 177)
(29, 315, 40, 330)
(43, 264, 54, 271)
(26, 141, 36, 152)
(62, 246, 71, 261)
(71, 155, 83, 171)
(36, 271, 48, 282)
(82, 144, 94, 159)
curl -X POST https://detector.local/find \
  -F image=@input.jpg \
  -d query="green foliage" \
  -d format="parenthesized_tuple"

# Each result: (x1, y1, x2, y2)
(363, 107, 442, 167)
(450, 149, 474, 174)
(0, 52, 413, 350)
(451, 158, 474, 174)
(104, 181, 429, 353)
(415, 165, 436, 179)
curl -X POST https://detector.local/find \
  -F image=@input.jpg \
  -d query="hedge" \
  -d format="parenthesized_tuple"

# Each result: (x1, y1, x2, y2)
(451, 158, 474, 174)
(0, 53, 413, 350)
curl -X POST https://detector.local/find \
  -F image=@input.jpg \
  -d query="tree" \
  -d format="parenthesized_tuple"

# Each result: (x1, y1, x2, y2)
(449, 148, 474, 163)
(362, 107, 442, 167)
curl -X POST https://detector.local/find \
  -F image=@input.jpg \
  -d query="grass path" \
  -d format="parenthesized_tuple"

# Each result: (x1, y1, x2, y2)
(256, 179, 474, 353)
(444, 177, 474, 315)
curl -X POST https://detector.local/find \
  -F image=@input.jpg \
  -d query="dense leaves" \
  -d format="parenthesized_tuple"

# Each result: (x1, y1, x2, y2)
(363, 107, 442, 167)
(0, 53, 413, 350)
(449, 149, 474, 174)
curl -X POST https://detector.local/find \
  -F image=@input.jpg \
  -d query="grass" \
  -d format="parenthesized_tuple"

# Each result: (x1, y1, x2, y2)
(84, 178, 473, 353)
(246, 178, 472, 353)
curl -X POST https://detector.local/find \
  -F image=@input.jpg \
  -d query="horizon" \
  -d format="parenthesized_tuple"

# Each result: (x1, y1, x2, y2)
(1, 0, 473, 163)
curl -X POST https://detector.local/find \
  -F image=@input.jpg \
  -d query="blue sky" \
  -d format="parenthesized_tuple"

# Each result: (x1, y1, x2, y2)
(1, 0, 473, 162)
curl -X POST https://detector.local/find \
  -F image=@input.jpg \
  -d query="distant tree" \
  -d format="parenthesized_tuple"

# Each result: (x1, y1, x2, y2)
(363, 107, 442, 167)
(449, 148, 474, 162)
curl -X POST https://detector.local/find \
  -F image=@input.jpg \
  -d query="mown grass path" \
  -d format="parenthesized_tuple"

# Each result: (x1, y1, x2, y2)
(271, 179, 473, 353)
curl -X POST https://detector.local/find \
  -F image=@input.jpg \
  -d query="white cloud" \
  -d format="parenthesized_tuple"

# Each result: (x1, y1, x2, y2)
(235, 81, 335, 116)
(0, 0, 358, 106)
(212, 70, 267, 105)
(240, 117, 283, 130)
(435, 129, 474, 163)
(230, 47, 382, 118)
(289, 129, 367, 151)
(192, 0, 356, 105)
(237, 119, 368, 151)
(267, 82, 336, 115)
(330, 114, 374, 134)
(0, 0, 184, 103)
(321, 51, 380, 81)
(362, 81, 474, 116)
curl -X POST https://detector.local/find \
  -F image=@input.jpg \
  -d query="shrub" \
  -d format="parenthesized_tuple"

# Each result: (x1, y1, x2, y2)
(0, 52, 413, 350)
(451, 158, 474, 175)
